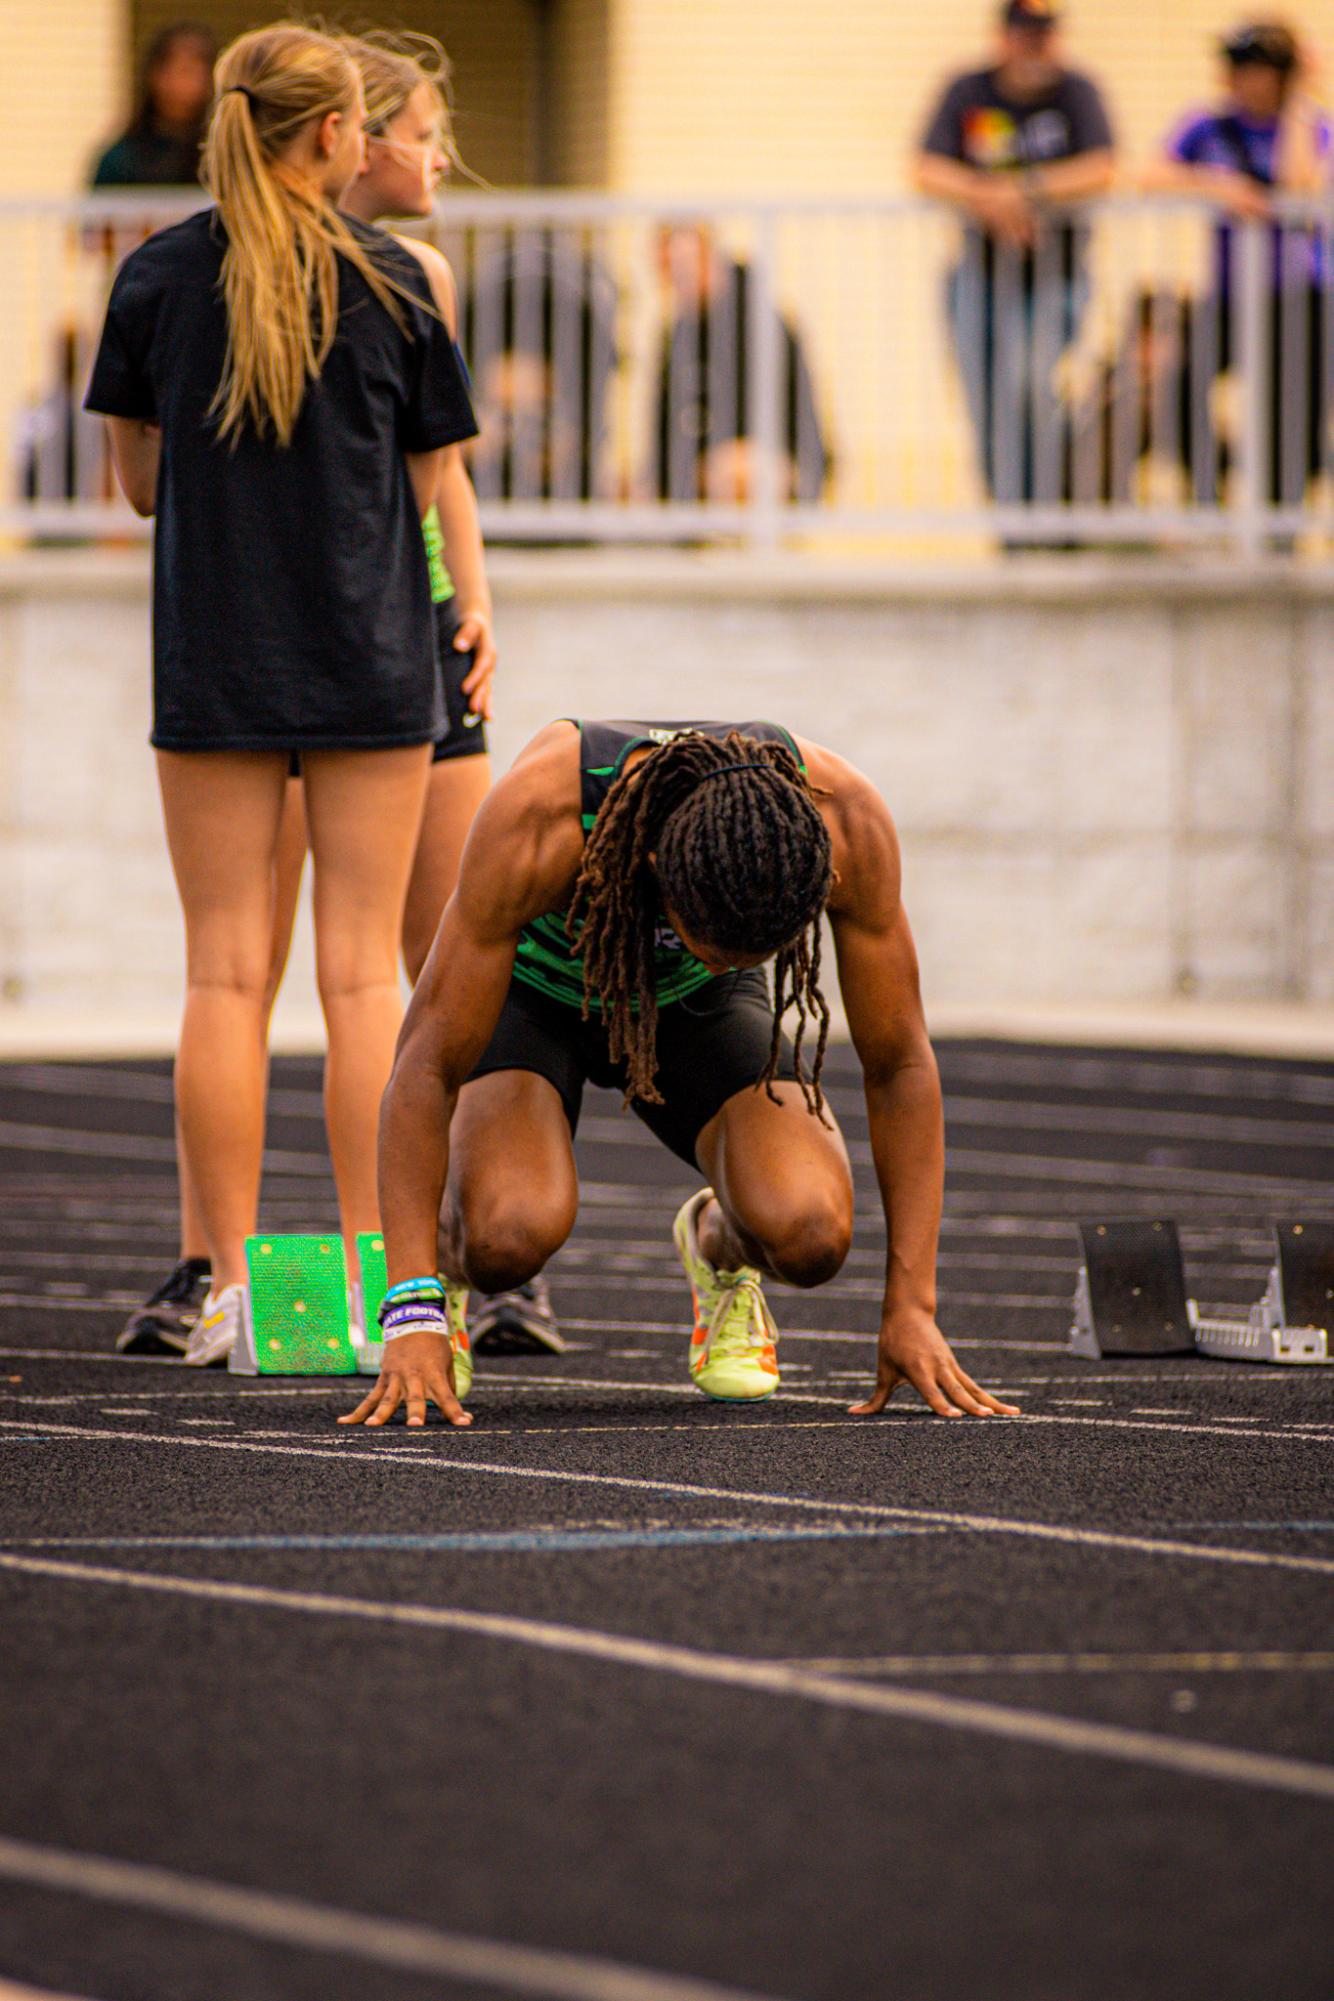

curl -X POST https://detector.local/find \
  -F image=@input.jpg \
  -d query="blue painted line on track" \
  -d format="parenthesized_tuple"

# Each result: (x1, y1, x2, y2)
(1, 1524, 949, 1555)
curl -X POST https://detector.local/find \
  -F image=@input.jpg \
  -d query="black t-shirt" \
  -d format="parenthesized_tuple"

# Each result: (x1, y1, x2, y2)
(921, 66, 1112, 172)
(921, 67, 1113, 281)
(85, 209, 477, 751)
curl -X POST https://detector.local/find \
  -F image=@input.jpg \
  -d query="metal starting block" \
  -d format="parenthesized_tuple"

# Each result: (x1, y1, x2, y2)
(230, 1233, 361, 1376)
(1192, 1223, 1333, 1365)
(353, 1231, 388, 1377)
(1069, 1221, 1196, 1359)
(1070, 1219, 1334, 1365)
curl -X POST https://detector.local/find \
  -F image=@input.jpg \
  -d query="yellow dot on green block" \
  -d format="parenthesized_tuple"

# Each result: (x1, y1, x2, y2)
(268, 1338, 281, 1352)
(294, 1301, 306, 1313)
(261, 1244, 272, 1255)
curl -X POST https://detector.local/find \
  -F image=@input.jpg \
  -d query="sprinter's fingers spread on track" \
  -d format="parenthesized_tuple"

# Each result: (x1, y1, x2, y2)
(847, 1365, 904, 1416)
(339, 1383, 390, 1426)
(948, 1368, 1021, 1418)
(431, 1371, 473, 1428)
(342, 1374, 405, 1428)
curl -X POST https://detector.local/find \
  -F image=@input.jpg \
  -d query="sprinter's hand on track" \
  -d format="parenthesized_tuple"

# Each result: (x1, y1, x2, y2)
(849, 1307, 1020, 1419)
(339, 1326, 472, 1430)
(454, 610, 496, 722)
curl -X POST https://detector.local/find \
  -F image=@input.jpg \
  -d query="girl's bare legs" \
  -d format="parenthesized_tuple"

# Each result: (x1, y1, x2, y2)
(174, 775, 309, 1263)
(401, 753, 492, 982)
(157, 751, 291, 1291)
(302, 747, 431, 1256)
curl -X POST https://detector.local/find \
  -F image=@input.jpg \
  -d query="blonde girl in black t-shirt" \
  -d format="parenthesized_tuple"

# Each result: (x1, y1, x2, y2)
(87, 24, 477, 1365)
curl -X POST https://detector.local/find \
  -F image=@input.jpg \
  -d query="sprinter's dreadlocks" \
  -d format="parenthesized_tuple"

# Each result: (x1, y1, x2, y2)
(567, 730, 834, 1116)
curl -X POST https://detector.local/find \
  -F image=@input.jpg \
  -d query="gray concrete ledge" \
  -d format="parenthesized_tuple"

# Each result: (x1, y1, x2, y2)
(4, 999, 1333, 1066)
(3, 546, 1333, 607)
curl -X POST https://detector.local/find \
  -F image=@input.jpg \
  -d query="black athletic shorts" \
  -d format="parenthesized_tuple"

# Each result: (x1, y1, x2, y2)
(287, 603, 486, 777)
(466, 968, 798, 1167)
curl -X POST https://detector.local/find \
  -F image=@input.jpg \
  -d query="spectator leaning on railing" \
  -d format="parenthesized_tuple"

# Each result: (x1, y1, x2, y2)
(912, 0, 1115, 514)
(1142, 19, 1332, 508)
(90, 21, 217, 188)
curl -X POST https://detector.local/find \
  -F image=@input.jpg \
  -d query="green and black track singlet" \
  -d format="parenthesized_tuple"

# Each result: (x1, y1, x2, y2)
(512, 719, 801, 1013)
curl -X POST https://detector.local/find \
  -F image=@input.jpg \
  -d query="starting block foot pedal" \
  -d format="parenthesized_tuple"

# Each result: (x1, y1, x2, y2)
(1193, 1222, 1333, 1365)
(1070, 1220, 1197, 1359)
(231, 1234, 359, 1375)
(354, 1231, 388, 1377)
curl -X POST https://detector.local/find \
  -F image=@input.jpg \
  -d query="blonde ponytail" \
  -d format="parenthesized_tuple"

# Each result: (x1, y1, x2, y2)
(202, 23, 413, 447)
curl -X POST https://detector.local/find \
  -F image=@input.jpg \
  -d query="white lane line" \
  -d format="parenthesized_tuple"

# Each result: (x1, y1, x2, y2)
(2, 1556, 1332, 1803)
(3, 1419, 1331, 1575)
(1, 1365, 1326, 1443)
(788, 1649, 1334, 1678)
(400, 1379, 1334, 1445)
(0, 1832, 777, 2001)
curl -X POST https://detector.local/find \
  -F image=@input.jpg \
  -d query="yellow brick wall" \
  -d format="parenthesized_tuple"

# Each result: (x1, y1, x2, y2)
(608, 0, 1334, 190)
(0, 0, 124, 194)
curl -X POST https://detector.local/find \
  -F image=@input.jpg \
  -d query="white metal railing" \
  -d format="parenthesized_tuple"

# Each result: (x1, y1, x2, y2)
(2, 190, 1332, 555)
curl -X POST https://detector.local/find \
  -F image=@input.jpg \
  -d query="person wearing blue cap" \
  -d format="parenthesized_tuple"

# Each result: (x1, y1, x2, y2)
(1144, 21, 1332, 509)
(913, 2, 1115, 523)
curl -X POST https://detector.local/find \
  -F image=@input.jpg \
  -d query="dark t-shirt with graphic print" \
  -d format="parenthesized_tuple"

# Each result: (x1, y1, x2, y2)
(921, 66, 1114, 282)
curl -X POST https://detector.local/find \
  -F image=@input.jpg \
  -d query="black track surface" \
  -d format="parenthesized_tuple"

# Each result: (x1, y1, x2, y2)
(0, 1041, 1331, 2001)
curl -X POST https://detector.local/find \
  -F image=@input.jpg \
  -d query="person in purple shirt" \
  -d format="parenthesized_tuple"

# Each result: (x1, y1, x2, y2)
(1144, 21, 1332, 506)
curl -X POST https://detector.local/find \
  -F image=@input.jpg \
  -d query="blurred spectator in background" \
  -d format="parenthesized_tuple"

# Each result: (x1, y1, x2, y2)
(1143, 20, 1332, 506)
(913, 0, 1115, 513)
(90, 22, 217, 187)
(464, 231, 618, 507)
(1067, 290, 1204, 505)
(653, 224, 829, 505)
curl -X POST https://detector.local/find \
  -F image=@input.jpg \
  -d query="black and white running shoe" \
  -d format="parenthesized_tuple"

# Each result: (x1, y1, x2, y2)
(470, 1275, 565, 1355)
(115, 1257, 212, 1356)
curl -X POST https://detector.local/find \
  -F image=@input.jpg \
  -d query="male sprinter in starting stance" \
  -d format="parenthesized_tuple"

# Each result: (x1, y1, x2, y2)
(343, 720, 1018, 1430)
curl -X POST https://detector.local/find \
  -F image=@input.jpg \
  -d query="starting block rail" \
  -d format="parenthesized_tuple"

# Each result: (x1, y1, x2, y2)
(1071, 1220, 1333, 1366)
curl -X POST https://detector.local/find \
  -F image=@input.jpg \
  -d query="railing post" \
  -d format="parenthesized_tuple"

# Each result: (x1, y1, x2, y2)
(1234, 216, 1270, 560)
(744, 211, 782, 551)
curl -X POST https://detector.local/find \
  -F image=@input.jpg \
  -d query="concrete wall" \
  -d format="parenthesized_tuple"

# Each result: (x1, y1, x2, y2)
(1, 553, 1331, 1041)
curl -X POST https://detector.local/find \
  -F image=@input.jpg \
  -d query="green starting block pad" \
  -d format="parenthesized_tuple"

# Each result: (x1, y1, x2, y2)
(354, 1231, 388, 1377)
(230, 1234, 359, 1376)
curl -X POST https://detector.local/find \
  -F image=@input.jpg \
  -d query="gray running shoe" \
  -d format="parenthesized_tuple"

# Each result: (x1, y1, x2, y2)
(183, 1282, 246, 1368)
(116, 1257, 212, 1356)
(470, 1275, 565, 1355)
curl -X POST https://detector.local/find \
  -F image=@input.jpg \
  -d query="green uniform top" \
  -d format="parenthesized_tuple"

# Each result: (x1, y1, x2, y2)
(421, 504, 454, 604)
(511, 718, 801, 1014)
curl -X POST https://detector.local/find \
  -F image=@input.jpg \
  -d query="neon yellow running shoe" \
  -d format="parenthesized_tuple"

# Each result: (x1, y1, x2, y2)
(672, 1189, 780, 1401)
(442, 1280, 473, 1402)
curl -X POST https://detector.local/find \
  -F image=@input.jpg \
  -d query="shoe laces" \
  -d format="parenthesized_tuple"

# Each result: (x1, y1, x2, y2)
(154, 1260, 209, 1307)
(706, 1275, 776, 1360)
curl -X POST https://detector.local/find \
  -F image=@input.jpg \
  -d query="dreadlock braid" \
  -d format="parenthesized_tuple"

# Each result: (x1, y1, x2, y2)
(567, 730, 834, 1118)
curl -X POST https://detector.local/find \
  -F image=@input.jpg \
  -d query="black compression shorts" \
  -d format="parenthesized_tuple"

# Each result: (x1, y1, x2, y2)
(465, 968, 798, 1168)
